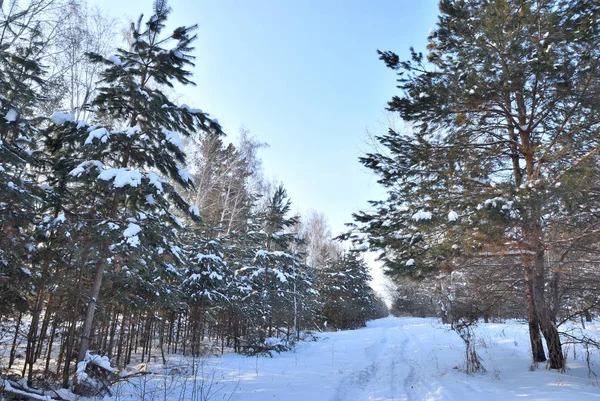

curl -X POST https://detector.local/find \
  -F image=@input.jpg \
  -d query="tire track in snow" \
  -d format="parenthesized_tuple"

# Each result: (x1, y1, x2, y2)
(330, 322, 433, 401)
(401, 324, 445, 401)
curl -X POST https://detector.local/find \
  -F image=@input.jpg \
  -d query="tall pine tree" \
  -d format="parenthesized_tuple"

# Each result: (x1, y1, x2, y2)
(45, 1, 224, 384)
(355, 0, 600, 369)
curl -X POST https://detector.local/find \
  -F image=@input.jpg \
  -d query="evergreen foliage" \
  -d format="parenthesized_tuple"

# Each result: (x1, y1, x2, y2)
(0, 0, 328, 393)
(353, 0, 600, 370)
(318, 251, 385, 329)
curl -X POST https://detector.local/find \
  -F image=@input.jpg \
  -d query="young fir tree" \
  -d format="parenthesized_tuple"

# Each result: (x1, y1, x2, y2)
(353, 0, 600, 369)
(318, 251, 379, 329)
(45, 0, 224, 383)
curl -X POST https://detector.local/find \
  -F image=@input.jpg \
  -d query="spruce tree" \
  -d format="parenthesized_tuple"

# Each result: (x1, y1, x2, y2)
(355, 0, 600, 369)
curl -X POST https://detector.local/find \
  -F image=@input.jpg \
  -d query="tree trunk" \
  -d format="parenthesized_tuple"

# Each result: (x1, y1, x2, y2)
(532, 252, 564, 370)
(523, 219, 564, 370)
(116, 312, 127, 365)
(35, 296, 55, 362)
(8, 311, 22, 369)
(44, 317, 59, 375)
(62, 267, 84, 388)
(77, 255, 106, 364)
(525, 277, 546, 363)
(23, 283, 47, 385)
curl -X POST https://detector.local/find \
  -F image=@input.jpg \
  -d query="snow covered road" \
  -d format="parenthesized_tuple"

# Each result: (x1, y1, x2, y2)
(109, 316, 600, 400)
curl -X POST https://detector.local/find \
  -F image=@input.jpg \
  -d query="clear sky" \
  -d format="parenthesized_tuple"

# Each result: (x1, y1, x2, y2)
(93, 0, 440, 236)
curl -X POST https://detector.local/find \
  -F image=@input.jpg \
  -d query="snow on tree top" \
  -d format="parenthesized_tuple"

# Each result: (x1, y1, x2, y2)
(412, 210, 432, 221)
(108, 54, 122, 66)
(4, 108, 18, 122)
(123, 222, 141, 248)
(195, 253, 222, 262)
(189, 205, 200, 217)
(448, 211, 458, 222)
(181, 104, 202, 114)
(146, 172, 163, 193)
(54, 213, 66, 224)
(126, 125, 141, 137)
(98, 168, 142, 188)
(123, 222, 141, 237)
(84, 127, 110, 145)
(209, 271, 223, 280)
(7, 182, 24, 192)
(51, 112, 75, 125)
(69, 160, 104, 177)
(162, 128, 184, 151)
(178, 167, 193, 183)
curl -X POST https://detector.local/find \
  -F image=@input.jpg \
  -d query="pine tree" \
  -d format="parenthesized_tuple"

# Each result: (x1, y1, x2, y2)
(355, 0, 600, 369)
(44, 1, 224, 384)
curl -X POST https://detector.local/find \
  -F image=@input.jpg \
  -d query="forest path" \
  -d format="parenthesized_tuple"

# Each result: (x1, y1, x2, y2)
(330, 317, 441, 401)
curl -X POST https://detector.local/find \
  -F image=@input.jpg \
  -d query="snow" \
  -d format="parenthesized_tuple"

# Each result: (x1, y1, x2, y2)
(125, 125, 141, 137)
(448, 210, 459, 221)
(162, 127, 184, 151)
(77, 351, 114, 384)
(108, 54, 122, 66)
(274, 269, 287, 282)
(178, 167, 193, 183)
(51, 112, 75, 125)
(98, 168, 142, 188)
(4, 108, 18, 122)
(69, 160, 104, 177)
(53, 213, 66, 224)
(412, 210, 432, 221)
(123, 223, 141, 247)
(84, 127, 110, 145)
(3, 379, 52, 400)
(181, 104, 203, 114)
(7, 181, 23, 192)
(123, 223, 141, 238)
(146, 172, 163, 192)
(209, 271, 223, 280)
(145, 194, 156, 205)
(189, 204, 200, 217)
(103, 317, 600, 401)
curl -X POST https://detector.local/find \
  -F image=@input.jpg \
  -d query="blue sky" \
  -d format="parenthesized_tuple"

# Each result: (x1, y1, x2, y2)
(94, 0, 440, 236)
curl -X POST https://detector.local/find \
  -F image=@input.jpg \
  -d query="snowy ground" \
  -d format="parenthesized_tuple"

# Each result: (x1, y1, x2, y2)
(102, 316, 600, 401)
